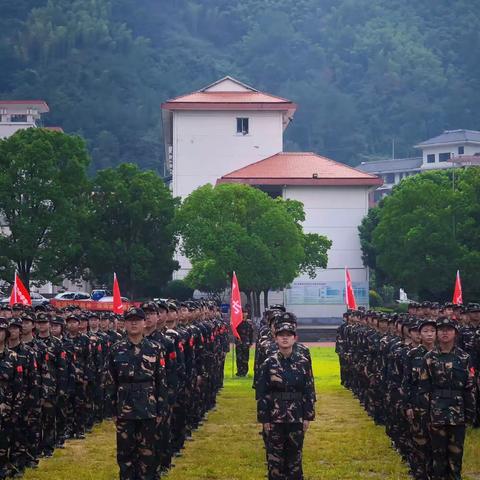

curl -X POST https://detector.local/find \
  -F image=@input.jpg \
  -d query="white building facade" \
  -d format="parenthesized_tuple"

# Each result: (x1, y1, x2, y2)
(0, 101, 49, 139)
(162, 77, 381, 319)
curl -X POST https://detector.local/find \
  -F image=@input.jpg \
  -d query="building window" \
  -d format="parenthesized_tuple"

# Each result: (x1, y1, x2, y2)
(439, 152, 451, 162)
(11, 114, 28, 122)
(385, 173, 395, 184)
(458, 146, 464, 155)
(427, 154, 435, 163)
(236, 117, 249, 135)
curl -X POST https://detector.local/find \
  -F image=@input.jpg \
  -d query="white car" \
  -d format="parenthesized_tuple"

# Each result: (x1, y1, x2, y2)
(97, 295, 130, 302)
(54, 291, 91, 301)
(0, 291, 49, 307)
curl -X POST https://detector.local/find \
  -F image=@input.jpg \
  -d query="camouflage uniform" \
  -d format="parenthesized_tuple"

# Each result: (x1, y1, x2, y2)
(419, 342, 476, 480)
(257, 322, 315, 480)
(0, 320, 24, 479)
(235, 318, 254, 377)
(109, 324, 168, 480)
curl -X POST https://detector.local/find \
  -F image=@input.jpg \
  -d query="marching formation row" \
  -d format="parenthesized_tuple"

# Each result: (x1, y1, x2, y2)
(336, 302, 479, 480)
(0, 300, 230, 480)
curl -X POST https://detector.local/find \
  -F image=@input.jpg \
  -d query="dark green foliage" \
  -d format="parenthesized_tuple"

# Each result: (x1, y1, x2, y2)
(84, 163, 178, 298)
(0, 128, 90, 288)
(360, 168, 480, 302)
(1, 0, 480, 170)
(160, 280, 194, 302)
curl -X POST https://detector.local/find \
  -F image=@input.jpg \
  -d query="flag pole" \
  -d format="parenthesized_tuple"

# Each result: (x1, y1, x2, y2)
(231, 341, 235, 379)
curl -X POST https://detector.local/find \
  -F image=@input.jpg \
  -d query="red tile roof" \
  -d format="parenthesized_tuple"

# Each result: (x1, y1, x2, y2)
(162, 92, 296, 111)
(217, 152, 383, 187)
(43, 126, 64, 132)
(0, 100, 49, 113)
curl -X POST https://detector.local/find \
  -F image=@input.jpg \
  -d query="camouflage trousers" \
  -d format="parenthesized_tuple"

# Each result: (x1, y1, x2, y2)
(40, 398, 56, 455)
(0, 421, 10, 478)
(264, 423, 305, 480)
(235, 343, 250, 376)
(116, 418, 157, 480)
(429, 424, 466, 480)
(407, 409, 431, 480)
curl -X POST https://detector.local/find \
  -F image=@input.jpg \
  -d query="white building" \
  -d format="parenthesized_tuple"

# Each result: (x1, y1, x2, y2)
(358, 129, 480, 203)
(217, 152, 381, 319)
(0, 100, 50, 139)
(161, 77, 382, 320)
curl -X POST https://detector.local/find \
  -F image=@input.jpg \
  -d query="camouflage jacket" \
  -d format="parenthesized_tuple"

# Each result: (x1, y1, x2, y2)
(402, 344, 429, 411)
(236, 320, 254, 345)
(0, 347, 24, 422)
(10, 341, 40, 410)
(257, 348, 316, 424)
(146, 330, 178, 405)
(35, 335, 67, 398)
(109, 337, 168, 420)
(63, 333, 91, 387)
(419, 346, 476, 425)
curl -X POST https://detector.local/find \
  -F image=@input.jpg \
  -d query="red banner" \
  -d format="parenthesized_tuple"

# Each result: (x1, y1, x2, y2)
(113, 273, 124, 314)
(345, 267, 357, 310)
(9, 273, 31, 306)
(49, 299, 140, 311)
(453, 270, 463, 305)
(230, 271, 243, 339)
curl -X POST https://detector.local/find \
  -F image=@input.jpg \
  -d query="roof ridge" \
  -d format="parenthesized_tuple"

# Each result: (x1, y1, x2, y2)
(223, 152, 283, 177)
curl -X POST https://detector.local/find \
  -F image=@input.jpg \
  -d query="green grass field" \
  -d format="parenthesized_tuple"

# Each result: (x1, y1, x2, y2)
(23, 347, 480, 480)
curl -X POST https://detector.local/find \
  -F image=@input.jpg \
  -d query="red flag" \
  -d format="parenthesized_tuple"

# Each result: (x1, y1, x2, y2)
(113, 272, 124, 314)
(453, 270, 463, 305)
(345, 267, 357, 310)
(9, 273, 31, 306)
(230, 271, 243, 339)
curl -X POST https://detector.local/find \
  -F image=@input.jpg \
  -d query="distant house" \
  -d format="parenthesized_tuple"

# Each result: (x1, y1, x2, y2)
(0, 100, 50, 139)
(357, 129, 480, 203)
(161, 76, 382, 319)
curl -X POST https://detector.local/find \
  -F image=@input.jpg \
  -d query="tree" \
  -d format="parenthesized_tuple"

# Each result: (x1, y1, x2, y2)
(176, 183, 331, 313)
(360, 168, 480, 301)
(84, 163, 178, 298)
(0, 128, 90, 289)
(161, 279, 194, 301)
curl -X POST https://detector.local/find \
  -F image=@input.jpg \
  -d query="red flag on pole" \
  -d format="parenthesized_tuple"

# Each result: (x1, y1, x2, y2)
(345, 267, 357, 310)
(230, 271, 243, 339)
(9, 273, 31, 306)
(452, 270, 463, 305)
(113, 272, 124, 314)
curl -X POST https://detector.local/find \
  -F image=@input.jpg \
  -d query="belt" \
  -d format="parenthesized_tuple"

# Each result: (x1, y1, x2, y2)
(434, 389, 463, 397)
(271, 392, 303, 401)
(119, 379, 154, 385)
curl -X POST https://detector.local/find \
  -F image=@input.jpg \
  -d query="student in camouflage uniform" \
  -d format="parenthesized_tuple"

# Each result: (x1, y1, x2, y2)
(109, 307, 168, 480)
(402, 318, 436, 480)
(235, 309, 254, 377)
(0, 318, 24, 480)
(419, 316, 476, 480)
(256, 316, 315, 480)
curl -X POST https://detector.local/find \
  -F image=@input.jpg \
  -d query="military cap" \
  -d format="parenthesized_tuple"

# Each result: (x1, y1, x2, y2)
(166, 302, 178, 312)
(20, 312, 36, 323)
(87, 311, 101, 320)
(8, 317, 23, 328)
(35, 312, 51, 323)
(65, 314, 80, 322)
(275, 322, 296, 335)
(34, 304, 48, 312)
(157, 301, 169, 312)
(141, 301, 158, 313)
(124, 307, 145, 321)
(50, 316, 65, 326)
(378, 314, 389, 323)
(11, 303, 25, 311)
(276, 312, 297, 325)
(408, 318, 422, 331)
(467, 303, 480, 312)
(269, 304, 286, 312)
(421, 301, 431, 308)
(419, 319, 437, 331)
(443, 302, 455, 308)
(436, 316, 459, 330)
(0, 317, 9, 330)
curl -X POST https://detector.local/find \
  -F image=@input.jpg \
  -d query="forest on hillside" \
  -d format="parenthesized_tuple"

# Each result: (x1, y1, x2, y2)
(1, 0, 479, 172)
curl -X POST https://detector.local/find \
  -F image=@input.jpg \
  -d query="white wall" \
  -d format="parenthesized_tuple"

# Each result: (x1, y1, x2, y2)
(172, 110, 283, 199)
(421, 144, 480, 170)
(0, 123, 36, 139)
(283, 185, 370, 319)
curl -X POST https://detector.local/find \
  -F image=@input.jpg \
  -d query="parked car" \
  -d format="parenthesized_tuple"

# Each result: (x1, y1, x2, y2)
(53, 291, 91, 301)
(0, 291, 49, 307)
(97, 295, 130, 302)
(91, 289, 111, 301)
